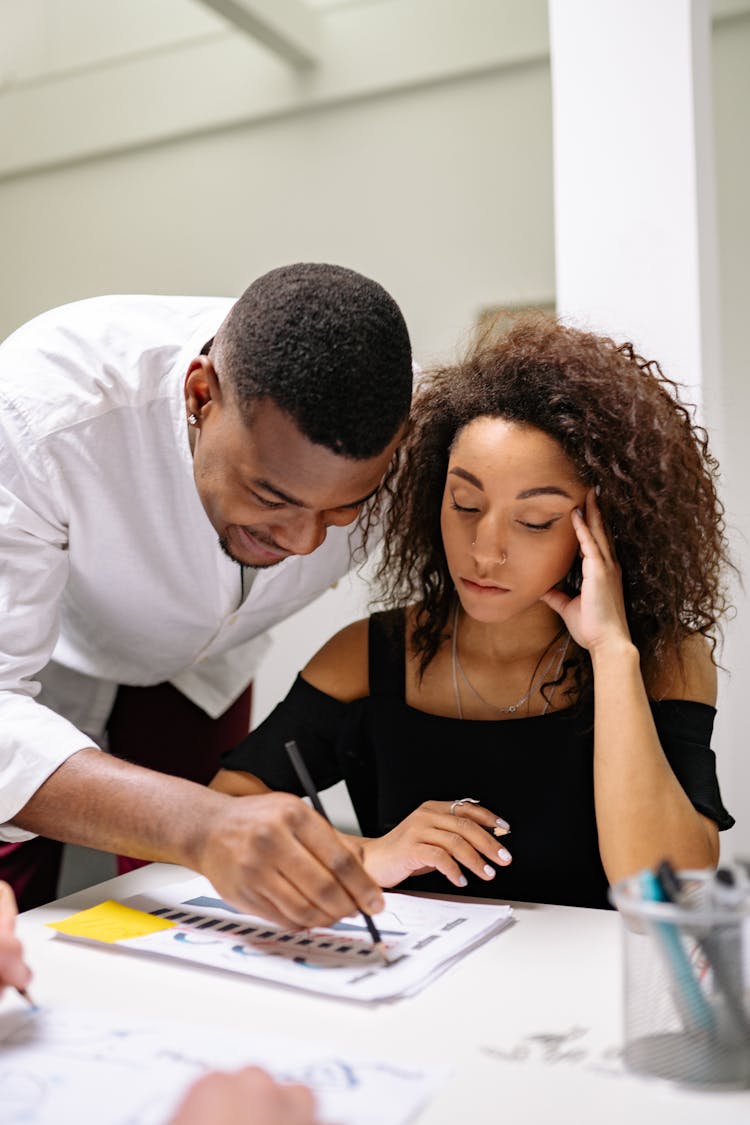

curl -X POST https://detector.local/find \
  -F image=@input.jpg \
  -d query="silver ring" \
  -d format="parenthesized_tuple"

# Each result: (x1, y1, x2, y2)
(449, 797, 481, 816)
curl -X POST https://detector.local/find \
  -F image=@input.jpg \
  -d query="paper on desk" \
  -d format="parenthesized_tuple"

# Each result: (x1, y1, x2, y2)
(0, 1002, 445, 1125)
(49, 874, 513, 1002)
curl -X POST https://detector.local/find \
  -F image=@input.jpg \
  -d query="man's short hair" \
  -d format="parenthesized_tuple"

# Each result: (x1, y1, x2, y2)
(213, 262, 412, 459)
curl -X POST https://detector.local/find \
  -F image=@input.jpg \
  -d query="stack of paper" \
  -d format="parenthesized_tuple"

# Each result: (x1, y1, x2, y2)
(0, 1002, 446, 1125)
(50, 874, 514, 1003)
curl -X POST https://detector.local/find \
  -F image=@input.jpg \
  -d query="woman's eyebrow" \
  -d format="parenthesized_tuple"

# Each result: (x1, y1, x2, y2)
(516, 486, 573, 500)
(449, 471, 573, 502)
(449, 467, 484, 490)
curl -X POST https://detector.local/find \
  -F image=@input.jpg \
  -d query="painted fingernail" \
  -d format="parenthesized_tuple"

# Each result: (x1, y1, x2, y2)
(457, 875, 468, 888)
(482, 864, 496, 878)
(497, 848, 512, 862)
(495, 816, 510, 829)
(574, 507, 584, 518)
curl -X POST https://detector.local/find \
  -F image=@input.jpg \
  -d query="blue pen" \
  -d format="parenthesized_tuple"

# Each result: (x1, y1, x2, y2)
(657, 862, 749, 1041)
(639, 868, 715, 1034)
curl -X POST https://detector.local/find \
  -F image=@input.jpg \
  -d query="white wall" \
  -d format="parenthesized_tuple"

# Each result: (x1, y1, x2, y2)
(0, 63, 554, 356)
(711, 12, 750, 860)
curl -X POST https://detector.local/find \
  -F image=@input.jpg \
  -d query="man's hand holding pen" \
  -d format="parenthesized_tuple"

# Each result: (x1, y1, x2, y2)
(350, 800, 512, 890)
(196, 791, 384, 931)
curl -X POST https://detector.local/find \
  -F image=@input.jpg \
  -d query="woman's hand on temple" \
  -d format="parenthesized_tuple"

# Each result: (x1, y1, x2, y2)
(540, 489, 632, 656)
(357, 801, 511, 889)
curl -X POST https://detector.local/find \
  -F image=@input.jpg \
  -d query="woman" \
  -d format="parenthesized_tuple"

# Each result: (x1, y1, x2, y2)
(212, 317, 733, 909)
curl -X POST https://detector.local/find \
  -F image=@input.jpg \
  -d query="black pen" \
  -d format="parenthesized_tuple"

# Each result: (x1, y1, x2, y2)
(283, 739, 389, 964)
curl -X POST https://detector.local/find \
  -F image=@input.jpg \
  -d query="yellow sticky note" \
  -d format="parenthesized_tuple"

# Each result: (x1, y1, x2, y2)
(48, 900, 175, 943)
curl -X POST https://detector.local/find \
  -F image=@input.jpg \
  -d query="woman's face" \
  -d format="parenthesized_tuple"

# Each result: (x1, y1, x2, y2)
(440, 417, 588, 625)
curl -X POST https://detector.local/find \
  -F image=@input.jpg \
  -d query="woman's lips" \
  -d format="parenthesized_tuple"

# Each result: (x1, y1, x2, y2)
(460, 576, 511, 594)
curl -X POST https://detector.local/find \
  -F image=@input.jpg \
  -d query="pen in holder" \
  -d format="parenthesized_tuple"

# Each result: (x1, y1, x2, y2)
(609, 867, 750, 1088)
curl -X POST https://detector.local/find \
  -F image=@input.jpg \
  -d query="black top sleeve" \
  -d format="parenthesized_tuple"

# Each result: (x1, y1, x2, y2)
(219, 673, 734, 838)
(652, 699, 734, 830)
(219, 675, 352, 796)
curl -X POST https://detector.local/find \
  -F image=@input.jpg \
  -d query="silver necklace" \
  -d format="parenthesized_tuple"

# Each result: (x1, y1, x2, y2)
(451, 601, 570, 719)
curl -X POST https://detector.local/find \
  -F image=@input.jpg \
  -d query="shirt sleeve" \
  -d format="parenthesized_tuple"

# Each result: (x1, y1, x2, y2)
(652, 699, 734, 830)
(0, 395, 100, 840)
(220, 675, 351, 795)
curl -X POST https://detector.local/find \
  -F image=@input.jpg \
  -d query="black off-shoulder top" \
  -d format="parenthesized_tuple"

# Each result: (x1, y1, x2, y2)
(221, 610, 734, 909)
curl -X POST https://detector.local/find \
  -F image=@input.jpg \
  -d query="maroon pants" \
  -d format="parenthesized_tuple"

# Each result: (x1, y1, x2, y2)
(0, 681, 252, 912)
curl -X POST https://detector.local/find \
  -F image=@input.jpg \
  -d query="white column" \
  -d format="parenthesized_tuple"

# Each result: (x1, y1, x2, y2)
(549, 0, 745, 858)
(549, 0, 721, 430)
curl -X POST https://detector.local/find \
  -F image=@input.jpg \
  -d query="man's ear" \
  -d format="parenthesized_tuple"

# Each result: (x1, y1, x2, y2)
(184, 356, 223, 421)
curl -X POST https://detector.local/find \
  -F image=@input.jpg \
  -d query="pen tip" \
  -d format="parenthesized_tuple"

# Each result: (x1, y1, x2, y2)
(375, 941, 390, 965)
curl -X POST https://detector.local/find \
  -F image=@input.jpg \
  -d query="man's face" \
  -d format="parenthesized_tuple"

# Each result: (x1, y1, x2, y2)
(185, 361, 400, 568)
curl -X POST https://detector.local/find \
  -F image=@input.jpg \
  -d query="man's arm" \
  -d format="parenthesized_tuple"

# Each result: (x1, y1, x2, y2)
(14, 748, 384, 929)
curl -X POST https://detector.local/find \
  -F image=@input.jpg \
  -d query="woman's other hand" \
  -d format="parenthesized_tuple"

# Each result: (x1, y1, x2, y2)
(358, 800, 511, 888)
(209, 769, 271, 797)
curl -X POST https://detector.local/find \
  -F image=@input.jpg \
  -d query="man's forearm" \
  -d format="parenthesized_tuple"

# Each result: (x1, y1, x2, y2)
(13, 746, 386, 931)
(13, 747, 227, 869)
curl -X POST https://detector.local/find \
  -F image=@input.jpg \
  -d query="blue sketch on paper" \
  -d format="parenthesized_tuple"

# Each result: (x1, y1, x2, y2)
(229, 944, 264, 958)
(330, 920, 406, 937)
(182, 895, 242, 913)
(174, 932, 221, 946)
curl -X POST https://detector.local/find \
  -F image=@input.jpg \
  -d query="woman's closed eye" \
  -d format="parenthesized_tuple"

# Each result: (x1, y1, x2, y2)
(449, 490, 480, 514)
(517, 517, 560, 532)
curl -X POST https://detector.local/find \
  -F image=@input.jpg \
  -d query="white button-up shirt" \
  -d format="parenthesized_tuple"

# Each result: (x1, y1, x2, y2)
(0, 295, 365, 839)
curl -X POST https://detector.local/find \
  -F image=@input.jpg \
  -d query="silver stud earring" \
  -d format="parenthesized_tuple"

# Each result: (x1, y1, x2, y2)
(188, 413, 199, 426)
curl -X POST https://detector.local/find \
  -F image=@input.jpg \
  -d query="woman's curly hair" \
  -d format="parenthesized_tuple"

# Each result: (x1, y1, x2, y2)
(377, 315, 733, 700)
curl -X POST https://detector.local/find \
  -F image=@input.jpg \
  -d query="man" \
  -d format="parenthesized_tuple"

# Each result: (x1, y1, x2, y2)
(0, 262, 412, 921)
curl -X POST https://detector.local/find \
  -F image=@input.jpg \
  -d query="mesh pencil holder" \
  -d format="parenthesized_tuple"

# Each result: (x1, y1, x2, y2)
(609, 869, 750, 1088)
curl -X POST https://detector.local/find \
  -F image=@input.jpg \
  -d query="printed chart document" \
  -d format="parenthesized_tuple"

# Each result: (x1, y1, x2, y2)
(49, 875, 514, 1002)
(0, 1002, 445, 1125)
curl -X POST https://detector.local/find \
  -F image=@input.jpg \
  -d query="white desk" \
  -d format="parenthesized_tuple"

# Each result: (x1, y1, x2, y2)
(15, 864, 750, 1124)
